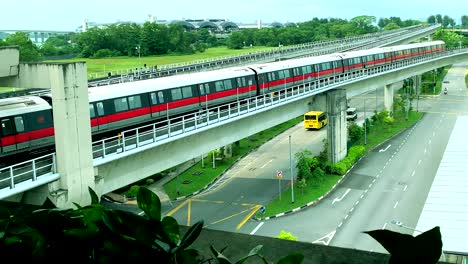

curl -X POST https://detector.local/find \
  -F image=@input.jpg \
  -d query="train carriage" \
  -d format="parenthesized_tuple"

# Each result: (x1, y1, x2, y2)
(84, 66, 257, 135)
(248, 53, 345, 93)
(0, 96, 54, 157)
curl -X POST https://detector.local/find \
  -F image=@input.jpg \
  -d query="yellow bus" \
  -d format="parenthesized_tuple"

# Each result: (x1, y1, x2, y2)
(304, 111, 328, 129)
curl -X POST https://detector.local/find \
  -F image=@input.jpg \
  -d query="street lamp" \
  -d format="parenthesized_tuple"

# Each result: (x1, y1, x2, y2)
(289, 135, 294, 203)
(135, 45, 141, 66)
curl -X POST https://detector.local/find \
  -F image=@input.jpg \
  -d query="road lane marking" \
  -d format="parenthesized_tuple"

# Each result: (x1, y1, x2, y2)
(260, 159, 273, 169)
(382, 223, 387, 230)
(424, 148, 427, 154)
(429, 139, 431, 144)
(236, 204, 262, 230)
(411, 170, 415, 177)
(166, 199, 189, 216)
(404, 185, 408, 191)
(379, 144, 391, 152)
(394, 201, 399, 209)
(187, 199, 192, 226)
(250, 222, 264, 235)
(208, 207, 253, 227)
(332, 188, 351, 204)
(418, 160, 422, 165)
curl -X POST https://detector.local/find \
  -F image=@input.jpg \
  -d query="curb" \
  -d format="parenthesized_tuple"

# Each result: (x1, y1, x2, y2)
(253, 159, 360, 221)
(254, 113, 425, 221)
(170, 120, 302, 201)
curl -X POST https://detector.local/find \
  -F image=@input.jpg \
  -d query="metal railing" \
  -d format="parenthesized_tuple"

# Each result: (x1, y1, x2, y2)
(92, 47, 466, 161)
(0, 153, 57, 192)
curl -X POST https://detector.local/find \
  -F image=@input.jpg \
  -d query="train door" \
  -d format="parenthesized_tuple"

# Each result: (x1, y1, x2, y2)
(13, 116, 29, 150)
(89, 104, 99, 133)
(198, 83, 209, 109)
(156, 91, 168, 119)
(150, 92, 160, 119)
(1, 117, 16, 153)
(96, 102, 108, 131)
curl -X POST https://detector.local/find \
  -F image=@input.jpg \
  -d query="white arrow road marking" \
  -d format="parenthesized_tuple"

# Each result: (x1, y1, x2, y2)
(313, 230, 336, 245)
(332, 188, 351, 204)
(379, 144, 391, 152)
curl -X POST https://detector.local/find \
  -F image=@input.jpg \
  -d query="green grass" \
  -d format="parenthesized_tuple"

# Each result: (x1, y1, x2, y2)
(465, 67, 468, 88)
(258, 175, 342, 218)
(163, 115, 304, 199)
(46, 46, 273, 79)
(0, 87, 27, 93)
(357, 111, 424, 152)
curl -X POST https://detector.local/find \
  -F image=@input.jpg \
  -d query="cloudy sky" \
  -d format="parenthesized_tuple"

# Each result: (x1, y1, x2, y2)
(2, 0, 466, 31)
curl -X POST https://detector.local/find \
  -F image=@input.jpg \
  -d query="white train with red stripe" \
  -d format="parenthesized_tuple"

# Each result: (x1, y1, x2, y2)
(0, 41, 445, 159)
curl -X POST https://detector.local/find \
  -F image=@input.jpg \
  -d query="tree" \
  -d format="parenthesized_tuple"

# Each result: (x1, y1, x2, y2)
(442, 15, 452, 28)
(348, 122, 364, 145)
(427, 15, 436, 25)
(4, 32, 41, 61)
(462, 15, 468, 29)
(432, 28, 463, 48)
(226, 31, 245, 49)
(350, 15, 377, 34)
(384, 22, 400, 30)
(435, 14, 443, 24)
(295, 150, 313, 181)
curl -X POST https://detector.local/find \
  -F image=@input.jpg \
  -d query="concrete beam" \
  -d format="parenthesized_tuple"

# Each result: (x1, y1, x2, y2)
(0, 46, 19, 78)
(97, 96, 316, 194)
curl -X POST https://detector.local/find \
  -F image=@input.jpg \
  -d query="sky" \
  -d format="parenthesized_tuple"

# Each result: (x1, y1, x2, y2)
(1, 0, 466, 31)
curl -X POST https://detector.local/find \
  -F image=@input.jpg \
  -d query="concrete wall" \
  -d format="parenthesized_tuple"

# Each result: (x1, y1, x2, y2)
(0, 46, 19, 78)
(1, 63, 53, 89)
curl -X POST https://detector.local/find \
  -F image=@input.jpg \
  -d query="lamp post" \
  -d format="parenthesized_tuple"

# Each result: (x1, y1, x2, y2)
(135, 45, 141, 66)
(289, 135, 294, 203)
(363, 96, 367, 145)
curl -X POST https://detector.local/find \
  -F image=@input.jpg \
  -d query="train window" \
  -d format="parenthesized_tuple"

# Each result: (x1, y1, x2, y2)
(181, 86, 193, 98)
(150, 93, 158, 105)
(237, 77, 246, 87)
(97, 102, 105, 116)
(89, 104, 96, 118)
(278, 70, 285, 79)
(114, 98, 129, 112)
(367, 55, 373, 62)
(199, 84, 206, 95)
(293, 67, 301, 76)
(14, 117, 24, 133)
(128, 95, 142, 109)
(284, 70, 291, 78)
(171, 88, 183, 100)
(215, 81, 224, 92)
(158, 92, 165, 103)
(224, 80, 233, 90)
(1, 119, 13, 136)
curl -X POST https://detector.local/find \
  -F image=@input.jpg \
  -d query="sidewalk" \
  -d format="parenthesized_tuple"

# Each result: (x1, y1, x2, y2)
(146, 158, 199, 202)
(103, 158, 199, 204)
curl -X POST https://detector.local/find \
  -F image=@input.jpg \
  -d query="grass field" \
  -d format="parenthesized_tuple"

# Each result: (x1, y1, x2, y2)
(0, 87, 26, 93)
(46, 46, 274, 79)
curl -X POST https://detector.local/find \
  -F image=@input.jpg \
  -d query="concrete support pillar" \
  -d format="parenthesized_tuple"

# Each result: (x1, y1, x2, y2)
(47, 62, 96, 209)
(309, 93, 327, 112)
(384, 84, 394, 112)
(223, 144, 232, 158)
(428, 34, 432, 41)
(326, 89, 347, 163)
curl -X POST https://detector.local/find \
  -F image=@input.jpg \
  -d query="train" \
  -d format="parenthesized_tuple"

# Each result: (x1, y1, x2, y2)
(0, 40, 445, 160)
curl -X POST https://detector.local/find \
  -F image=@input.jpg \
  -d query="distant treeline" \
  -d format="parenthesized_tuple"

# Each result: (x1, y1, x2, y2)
(1, 14, 466, 62)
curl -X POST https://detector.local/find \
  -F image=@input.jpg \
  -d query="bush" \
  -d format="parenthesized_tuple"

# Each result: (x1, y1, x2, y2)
(126, 185, 140, 197)
(348, 122, 364, 144)
(277, 230, 298, 241)
(91, 48, 121, 58)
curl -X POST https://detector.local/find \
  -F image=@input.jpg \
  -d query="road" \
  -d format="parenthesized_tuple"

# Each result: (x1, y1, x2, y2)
(160, 86, 384, 234)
